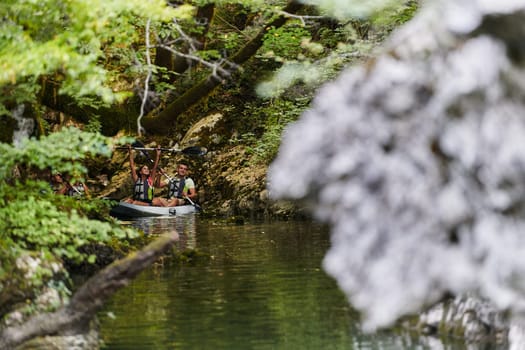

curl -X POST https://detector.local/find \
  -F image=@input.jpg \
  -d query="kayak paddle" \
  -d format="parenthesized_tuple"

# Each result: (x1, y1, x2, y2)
(115, 145, 207, 156)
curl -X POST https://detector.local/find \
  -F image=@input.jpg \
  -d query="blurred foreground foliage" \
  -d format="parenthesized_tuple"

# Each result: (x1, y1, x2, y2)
(0, 128, 137, 320)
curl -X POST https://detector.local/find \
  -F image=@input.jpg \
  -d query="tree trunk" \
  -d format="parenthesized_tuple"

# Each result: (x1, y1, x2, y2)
(142, 0, 303, 135)
(38, 78, 137, 135)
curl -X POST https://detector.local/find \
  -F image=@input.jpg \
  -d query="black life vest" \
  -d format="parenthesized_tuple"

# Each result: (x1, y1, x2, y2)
(134, 177, 154, 201)
(167, 177, 185, 199)
(67, 183, 85, 197)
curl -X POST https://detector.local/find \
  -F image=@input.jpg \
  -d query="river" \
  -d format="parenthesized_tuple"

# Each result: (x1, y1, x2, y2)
(97, 215, 503, 349)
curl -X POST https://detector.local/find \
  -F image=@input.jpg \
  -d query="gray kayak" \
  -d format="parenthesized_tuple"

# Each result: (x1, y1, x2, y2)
(110, 201, 197, 218)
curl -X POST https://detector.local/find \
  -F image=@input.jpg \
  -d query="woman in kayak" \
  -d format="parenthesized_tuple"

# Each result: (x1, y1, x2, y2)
(124, 145, 160, 206)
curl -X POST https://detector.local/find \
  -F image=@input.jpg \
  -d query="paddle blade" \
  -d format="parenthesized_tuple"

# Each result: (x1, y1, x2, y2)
(181, 146, 207, 156)
(114, 141, 145, 150)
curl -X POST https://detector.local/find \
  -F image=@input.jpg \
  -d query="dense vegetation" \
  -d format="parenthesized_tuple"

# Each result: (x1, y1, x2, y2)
(0, 0, 417, 346)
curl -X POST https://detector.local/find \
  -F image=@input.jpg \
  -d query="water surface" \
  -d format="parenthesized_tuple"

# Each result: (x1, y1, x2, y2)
(98, 216, 503, 349)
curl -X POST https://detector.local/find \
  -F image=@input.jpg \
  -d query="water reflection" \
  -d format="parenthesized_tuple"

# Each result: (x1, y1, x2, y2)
(98, 219, 505, 350)
(129, 213, 198, 250)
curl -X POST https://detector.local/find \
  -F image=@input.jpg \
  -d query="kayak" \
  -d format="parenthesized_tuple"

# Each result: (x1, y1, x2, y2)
(110, 201, 197, 218)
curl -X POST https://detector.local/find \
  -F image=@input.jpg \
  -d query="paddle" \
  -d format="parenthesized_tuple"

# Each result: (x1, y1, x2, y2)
(115, 145, 207, 156)
(130, 141, 203, 212)
(54, 173, 85, 197)
(66, 182, 83, 196)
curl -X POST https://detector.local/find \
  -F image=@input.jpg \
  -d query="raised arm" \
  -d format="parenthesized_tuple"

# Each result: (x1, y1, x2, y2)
(129, 146, 138, 182)
(150, 146, 161, 184)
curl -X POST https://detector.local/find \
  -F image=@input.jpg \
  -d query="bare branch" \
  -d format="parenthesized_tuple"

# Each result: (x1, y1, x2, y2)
(171, 18, 200, 53)
(277, 11, 325, 26)
(156, 43, 238, 80)
(137, 18, 153, 136)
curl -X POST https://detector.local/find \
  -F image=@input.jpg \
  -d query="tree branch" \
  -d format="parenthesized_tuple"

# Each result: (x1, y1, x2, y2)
(142, 0, 304, 134)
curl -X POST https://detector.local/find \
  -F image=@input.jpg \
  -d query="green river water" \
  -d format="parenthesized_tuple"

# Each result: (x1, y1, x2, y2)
(97, 215, 502, 350)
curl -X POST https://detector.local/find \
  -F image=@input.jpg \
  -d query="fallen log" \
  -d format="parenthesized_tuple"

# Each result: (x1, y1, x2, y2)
(0, 231, 179, 350)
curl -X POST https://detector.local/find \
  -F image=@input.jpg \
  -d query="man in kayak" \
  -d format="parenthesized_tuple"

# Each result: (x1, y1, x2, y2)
(50, 172, 90, 198)
(124, 145, 160, 206)
(64, 178, 90, 198)
(152, 160, 197, 207)
(50, 172, 67, 194)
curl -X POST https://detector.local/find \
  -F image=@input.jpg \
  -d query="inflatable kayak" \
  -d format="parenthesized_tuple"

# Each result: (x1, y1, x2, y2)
(110, 201, 197, 218)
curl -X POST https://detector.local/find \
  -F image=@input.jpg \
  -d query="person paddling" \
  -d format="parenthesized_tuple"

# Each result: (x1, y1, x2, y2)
(50, 172, 67, 195)
(152, 160, 197, 207)
(65, 179, 90, 198)
(50, 172, 90, 198)
(124, 145, 160, 206)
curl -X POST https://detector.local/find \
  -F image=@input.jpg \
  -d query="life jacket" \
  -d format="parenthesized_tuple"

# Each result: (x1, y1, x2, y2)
(167, 177, 185, 199)
(134, 177, 154, 201)
(67, 183, 85, 197)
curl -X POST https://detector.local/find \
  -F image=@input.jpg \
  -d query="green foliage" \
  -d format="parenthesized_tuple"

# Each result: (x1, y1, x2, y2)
(0, 127, 117, 179)
(85, 115, 103, 134)
(392, 0, 419, 25)
(260, 25, 312, 61)
(369, 0, 419, 35)
(1, 190, 133, 263)
(255, 40, 360, 98)
(0, 0, 190, 116)
(196, 49, 223, 61)
(0, 128, 137, 317)
(221, 31, 244, 53)
(242, 98, 309, 163)
(317, 25, 358, 49)
(256, 1, 417, 99)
